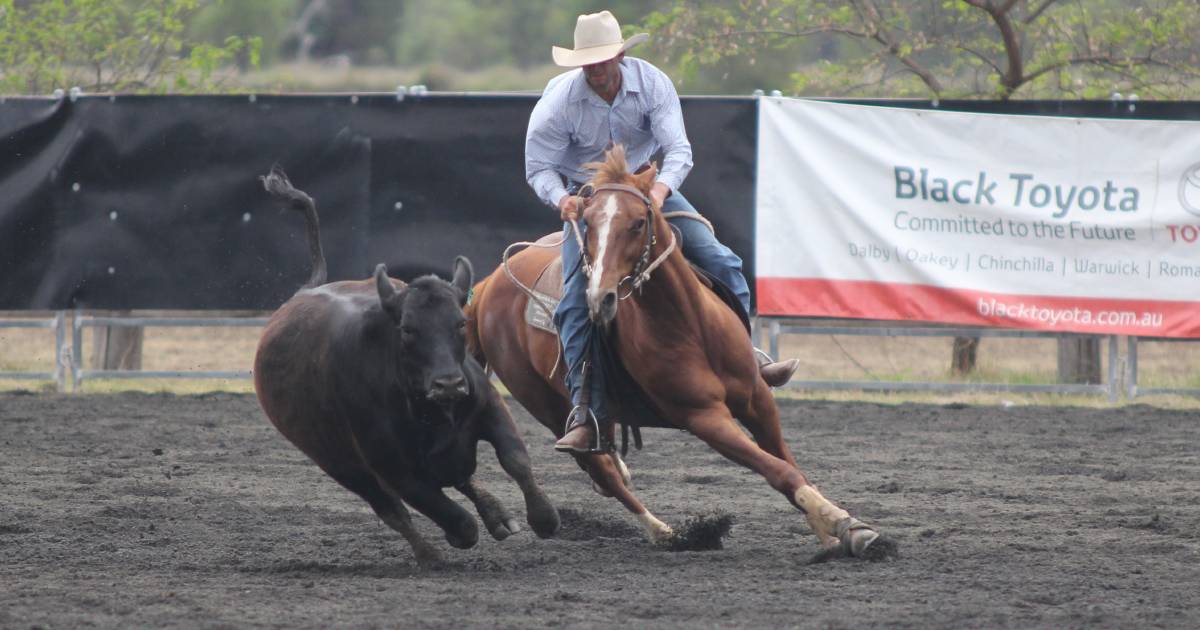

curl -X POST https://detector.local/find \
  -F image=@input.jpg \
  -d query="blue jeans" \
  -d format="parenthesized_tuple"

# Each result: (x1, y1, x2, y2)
(554, 191, 751, 421)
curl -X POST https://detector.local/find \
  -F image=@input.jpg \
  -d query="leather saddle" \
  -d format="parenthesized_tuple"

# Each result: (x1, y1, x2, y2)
(522, 233, 751, 336)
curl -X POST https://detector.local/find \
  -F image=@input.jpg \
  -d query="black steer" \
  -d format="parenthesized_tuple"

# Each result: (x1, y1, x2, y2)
(253, 167, 559, 566)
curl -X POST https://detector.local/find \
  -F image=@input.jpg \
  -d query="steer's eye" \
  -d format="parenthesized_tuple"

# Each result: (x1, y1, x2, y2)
(456, 320, 467, 331)
(400, 326, 416, 337)
(630, 218, 646, 232)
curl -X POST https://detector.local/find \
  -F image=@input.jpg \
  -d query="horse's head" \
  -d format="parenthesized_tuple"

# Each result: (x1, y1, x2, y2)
(579, 145, 660, 327)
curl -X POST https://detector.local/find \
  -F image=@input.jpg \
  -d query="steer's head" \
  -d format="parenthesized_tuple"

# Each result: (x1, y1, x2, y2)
(374, 257, 474, 407)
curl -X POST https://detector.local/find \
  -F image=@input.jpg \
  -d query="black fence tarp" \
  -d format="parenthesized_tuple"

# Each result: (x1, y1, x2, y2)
(0, 94, 758, 310)
(3, 94, 1192, 310)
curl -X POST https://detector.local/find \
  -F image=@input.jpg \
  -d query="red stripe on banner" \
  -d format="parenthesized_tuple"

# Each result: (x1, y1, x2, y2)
(756, 277, 1200, 338)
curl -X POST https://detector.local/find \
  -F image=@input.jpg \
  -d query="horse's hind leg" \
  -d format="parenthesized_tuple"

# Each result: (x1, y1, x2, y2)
(738, 382, 797, 467)
(686, 407, 880, 556)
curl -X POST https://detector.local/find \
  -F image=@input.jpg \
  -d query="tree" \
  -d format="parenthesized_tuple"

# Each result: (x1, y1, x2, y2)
(646, 0, 1198, 380)
(0, 0, 260, 94)
(643, 0, 1200, 99)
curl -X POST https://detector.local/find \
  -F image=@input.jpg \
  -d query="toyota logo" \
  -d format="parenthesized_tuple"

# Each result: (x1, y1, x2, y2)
(1180, 162, 1200, 217)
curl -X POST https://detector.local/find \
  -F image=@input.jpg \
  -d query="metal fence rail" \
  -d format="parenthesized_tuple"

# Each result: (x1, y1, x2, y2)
(759, 319, 1120, 401)
(1125, 336, 1200, 399)
(0, 312, 66, 390)
(2, 312, 1191, 400)
(70, 313, 270, 390)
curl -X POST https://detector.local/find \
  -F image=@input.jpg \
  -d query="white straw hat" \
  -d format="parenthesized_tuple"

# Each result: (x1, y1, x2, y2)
(551, 11, 649, 67)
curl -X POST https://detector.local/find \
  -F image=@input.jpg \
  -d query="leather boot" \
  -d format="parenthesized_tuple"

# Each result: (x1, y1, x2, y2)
(756, 349, 800, 388)
(554, 421, 597, 453)
(555, 395, 602, 453)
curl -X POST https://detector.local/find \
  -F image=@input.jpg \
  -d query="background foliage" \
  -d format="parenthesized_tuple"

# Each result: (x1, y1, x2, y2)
(2, 0, 1198, 97)
(0, 0, 259, 94)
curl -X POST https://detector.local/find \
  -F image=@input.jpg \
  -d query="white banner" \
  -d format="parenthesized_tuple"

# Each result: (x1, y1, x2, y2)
(755, 98, 1200, 337)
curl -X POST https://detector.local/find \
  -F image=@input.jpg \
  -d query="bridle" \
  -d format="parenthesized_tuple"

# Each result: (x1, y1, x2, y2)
(570, 183, 677, 299)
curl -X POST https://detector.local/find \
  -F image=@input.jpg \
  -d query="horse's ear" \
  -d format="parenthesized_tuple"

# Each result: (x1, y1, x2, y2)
(451, 256, 474, 306)
(374, 263, 403, 318)
(635, 161, 658, 195)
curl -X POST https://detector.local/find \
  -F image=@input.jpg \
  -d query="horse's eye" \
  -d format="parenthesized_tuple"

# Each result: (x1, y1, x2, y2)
(630, 218, 646, 232)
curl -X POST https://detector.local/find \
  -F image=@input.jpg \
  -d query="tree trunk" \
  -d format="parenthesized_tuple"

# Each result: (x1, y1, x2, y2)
(91, 311, 143, 370)
(951, 336, 979, 375)
(1057, 337, 1102, 384)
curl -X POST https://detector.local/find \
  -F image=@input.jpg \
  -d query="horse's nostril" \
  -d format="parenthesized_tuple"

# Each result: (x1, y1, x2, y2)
(602, 291, 617, 309)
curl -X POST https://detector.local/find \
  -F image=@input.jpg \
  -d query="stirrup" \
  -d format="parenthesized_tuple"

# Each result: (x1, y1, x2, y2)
(562, 405, 607, 454)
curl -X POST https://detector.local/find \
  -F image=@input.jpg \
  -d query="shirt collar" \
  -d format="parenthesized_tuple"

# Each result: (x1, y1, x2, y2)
(570, 58, 641, 104)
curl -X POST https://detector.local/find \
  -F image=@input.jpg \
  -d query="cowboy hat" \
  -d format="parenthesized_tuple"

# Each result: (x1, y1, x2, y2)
(552, 11, 649, 67)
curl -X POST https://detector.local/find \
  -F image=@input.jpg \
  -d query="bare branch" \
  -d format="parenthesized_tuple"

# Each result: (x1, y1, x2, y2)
(1023, 0, 1061, 24)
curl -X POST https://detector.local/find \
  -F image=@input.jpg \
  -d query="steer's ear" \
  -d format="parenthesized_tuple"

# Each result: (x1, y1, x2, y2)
(374, 263, 402, 318)
(451, 256, 474, 306)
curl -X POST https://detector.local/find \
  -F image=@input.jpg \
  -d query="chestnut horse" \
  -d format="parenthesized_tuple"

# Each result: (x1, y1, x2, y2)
(467, 146, 885, 558)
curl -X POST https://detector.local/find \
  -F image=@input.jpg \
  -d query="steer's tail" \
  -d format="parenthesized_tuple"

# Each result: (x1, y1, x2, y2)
(261, 165, 327, 289)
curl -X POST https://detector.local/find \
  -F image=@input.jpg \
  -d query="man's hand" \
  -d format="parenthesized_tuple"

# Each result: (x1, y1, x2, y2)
(558, 194, 580, 222)
(649, 182, 671, 210)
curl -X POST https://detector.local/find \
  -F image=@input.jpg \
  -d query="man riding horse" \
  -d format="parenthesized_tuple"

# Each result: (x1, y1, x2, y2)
(525, 10, 801, 453)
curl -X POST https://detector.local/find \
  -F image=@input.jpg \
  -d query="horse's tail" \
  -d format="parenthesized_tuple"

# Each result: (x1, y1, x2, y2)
(463, 276, 490, 370)
(260, 165, 327, 290)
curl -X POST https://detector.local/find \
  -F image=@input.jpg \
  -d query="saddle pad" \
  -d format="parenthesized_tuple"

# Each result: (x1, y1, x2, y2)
(523, 251, 563, 334)
(524, 290, 560, 334)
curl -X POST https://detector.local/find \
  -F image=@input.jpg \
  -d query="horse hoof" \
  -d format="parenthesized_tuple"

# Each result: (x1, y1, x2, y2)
(845, 528, 878, 557)
(835, 517, 897, 561)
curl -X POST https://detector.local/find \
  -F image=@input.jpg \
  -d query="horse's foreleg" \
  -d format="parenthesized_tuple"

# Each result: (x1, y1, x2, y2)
(574, 451, 673, 545)
(687, 407, 878, 554)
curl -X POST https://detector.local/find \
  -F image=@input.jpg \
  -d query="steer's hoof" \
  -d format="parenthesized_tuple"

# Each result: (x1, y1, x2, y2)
(412, 545, 446, 569)
(445, 520, 479, 550)
(489, 523, 513, 541)
(526, 492, 561, 538)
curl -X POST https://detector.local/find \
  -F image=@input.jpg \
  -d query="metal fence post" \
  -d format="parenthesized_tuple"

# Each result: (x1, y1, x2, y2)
(53, 311, 65, 392)
(1107, 335, 1118, 402)
(72, 309, 84, 392)
(769, 319, 780, 361)
(1125, 336, 1139, 399)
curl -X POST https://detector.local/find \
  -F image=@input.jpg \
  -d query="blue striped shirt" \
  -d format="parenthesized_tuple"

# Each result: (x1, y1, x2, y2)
(525, 56, 693, 208)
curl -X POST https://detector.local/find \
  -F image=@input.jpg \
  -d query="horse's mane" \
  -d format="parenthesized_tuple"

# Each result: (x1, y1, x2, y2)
(583, 145, 636, 187)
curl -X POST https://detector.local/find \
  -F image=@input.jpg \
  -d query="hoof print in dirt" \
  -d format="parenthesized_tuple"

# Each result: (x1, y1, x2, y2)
(806, 534, 900, 565)
(554, 507, 641, 541)
(661, 512, 734, 552)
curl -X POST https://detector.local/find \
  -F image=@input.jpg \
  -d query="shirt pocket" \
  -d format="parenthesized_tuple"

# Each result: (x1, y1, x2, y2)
(571, 110, 608, 151)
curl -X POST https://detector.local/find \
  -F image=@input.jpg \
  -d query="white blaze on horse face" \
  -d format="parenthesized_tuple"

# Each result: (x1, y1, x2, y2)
(587, 194, 620, 300)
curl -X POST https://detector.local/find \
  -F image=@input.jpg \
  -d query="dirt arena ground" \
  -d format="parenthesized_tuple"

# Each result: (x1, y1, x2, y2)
(2, 391, 1197, 629)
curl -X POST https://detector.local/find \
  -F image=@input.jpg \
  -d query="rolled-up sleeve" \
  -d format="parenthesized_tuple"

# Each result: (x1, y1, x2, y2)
(647, 75, 692, 193)
(525, 94, 570, 208)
